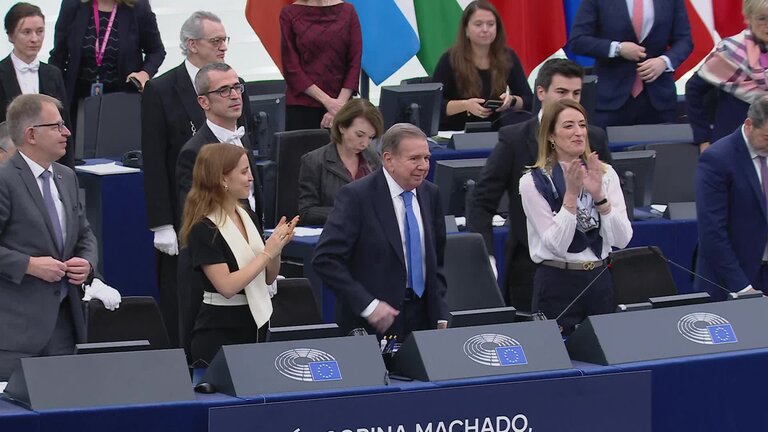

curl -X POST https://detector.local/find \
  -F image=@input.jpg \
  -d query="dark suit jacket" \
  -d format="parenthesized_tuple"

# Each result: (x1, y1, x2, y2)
(695, 128, 767, 299)
(297, 142, 381, 226)
(141, 63, 256, 229)
(0, 152, 98, 355)
(176, 123, 264, 232)
(0, 55, 74, 167)
(312, 169, 448, 334)
(48, 0, 166, 108)
(568, 0, 692, 112)
(466, 117, 611, 283)
(685, 73, 749, 146)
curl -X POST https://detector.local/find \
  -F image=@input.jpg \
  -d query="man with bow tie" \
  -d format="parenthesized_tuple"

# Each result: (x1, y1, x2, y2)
(176, 62, 264, 230)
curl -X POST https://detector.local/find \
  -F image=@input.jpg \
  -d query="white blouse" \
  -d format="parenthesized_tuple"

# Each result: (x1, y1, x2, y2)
(519, 163, 633, 263)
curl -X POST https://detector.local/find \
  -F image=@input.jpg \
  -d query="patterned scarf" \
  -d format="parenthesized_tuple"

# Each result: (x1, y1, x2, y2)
(697, 29, 768, 104)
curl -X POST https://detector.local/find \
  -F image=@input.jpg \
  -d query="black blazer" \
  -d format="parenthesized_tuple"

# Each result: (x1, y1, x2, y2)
(176, 123, 264, 233)
(312, 169, 448, 335)
(141, 63, 256, 229)
(297, 142, 381, 226)
(467, 117, 612, 259)
(0, 55, 74, 167)
(49, 0, 166, 107)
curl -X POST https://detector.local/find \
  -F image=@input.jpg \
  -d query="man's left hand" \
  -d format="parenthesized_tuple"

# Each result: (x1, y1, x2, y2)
(637, 58, 666, 83)
(437, 321, 448, 330)
(64, 257, 91, 285)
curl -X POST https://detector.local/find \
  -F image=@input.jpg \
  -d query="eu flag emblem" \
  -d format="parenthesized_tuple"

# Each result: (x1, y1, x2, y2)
(707, 324, 738, 344)
(309, 361, 342, 381)
(495, 346, 528, 366)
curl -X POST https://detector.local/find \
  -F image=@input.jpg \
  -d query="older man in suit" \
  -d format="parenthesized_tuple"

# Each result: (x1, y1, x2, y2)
(467, 59, 612, 311)
(568, 0, 692, 127)
(0, 94, 97, 379)
(696, 95, 768, 300)
(141, 11, 255, 345)
(313, 123, 448, 338)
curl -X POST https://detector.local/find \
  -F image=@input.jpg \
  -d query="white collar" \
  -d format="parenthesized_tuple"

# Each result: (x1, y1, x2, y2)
(18, 150, 51, 179)
(206, 119, 242, 142)
(184, 59, 200, 90)
(10, 51, 39, 72)
(383, 168, 417, 200)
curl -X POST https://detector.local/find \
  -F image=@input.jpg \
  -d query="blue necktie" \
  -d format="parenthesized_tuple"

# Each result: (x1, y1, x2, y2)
(401, 191, 424, 297)
(40, 170, 67, 300)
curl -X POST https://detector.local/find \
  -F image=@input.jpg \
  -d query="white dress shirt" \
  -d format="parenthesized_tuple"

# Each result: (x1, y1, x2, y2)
(207, 119, 256, 212)
(184, 59, 200, 91)
(19, 151, 67, 243)
(608, 0, 673, 71)
(11, 52, 39, 95)
(519, 163, 633, 263)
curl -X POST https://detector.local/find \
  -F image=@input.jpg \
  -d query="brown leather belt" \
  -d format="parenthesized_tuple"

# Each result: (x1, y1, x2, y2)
(540, 258, 609, 271)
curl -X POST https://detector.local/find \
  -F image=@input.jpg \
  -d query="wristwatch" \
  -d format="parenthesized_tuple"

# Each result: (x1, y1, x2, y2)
(616, 42, 623, 57)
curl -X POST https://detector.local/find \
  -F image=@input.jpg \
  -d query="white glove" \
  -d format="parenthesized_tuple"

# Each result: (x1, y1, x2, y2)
(268, 275, 284, 298)
(152, 225, 179, 255)
(83, 278, 122, 311)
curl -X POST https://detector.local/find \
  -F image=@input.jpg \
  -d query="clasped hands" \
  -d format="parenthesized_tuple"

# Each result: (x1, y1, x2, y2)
(618, 42, 666, 83)
(28, 256, 91, 285)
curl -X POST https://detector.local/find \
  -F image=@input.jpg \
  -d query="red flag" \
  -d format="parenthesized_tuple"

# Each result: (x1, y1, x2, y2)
(675, 0, 715, 79)
(245, 0, 292, 74)
(713, 0, 744, 38)
(489, 0, 567, 75)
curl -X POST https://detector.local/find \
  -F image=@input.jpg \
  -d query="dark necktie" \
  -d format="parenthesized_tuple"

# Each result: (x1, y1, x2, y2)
(401, 191, 424, 297)
(759, 156, 768, 217)
(40, 170, 67, 300)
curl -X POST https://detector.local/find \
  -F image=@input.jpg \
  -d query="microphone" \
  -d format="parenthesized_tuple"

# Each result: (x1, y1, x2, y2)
(647, 247, 756, 300)
(553, 261, 612, 324)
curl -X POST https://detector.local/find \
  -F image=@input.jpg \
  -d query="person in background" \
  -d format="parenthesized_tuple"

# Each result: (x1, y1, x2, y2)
(695, 95, 768, 300)
(568, 0, 692, 127)
(297, 98, 383, 226)
(313, 123, 448, 338)
(179, 143, 297, 365)
(49, 0, 165, 132)
(519, 99, 632, 335)
(687, 0, 767, 153)
(432, 0, 532, 131)
(0, 121, 15, 163)
(467, 58, 612, 311)
(280, 0, 362, 130)
(1, 2, 72, 167)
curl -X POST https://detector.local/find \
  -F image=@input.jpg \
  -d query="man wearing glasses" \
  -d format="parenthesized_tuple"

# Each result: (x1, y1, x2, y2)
(141, 11, 257, 346)
(0, 94, 97, 379)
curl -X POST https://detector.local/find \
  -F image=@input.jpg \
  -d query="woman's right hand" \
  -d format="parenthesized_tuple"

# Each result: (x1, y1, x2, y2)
(562, 160, 584, 196)
(464, 98, 492, 118)
(264, 215, 300, 257)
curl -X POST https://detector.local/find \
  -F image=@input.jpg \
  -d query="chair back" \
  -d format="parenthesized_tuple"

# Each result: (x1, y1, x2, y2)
(645, 142, 698, 204)
(444, 232, 505, 311)
(79, 92, 141, 159)
(86, 296, 170, 349)
(270, 278, 323, 327)
(609, 246, 677, 306)
(400, 76, 432, 85)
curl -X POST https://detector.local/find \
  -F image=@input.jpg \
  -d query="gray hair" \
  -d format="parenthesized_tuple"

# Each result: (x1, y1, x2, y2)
(6, 94, 62, 146)
(381, 123, 427, 154)
(194, 62, 233, 95)
(0, 121, 12, 152)
(744, 0, 768, 20)
(748, 94, 768, 129)
(179, 11, 221, 57)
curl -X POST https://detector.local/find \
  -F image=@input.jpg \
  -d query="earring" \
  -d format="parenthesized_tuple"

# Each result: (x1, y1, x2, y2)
(549, 140, 556, 150)
(223, 184, 229, 191)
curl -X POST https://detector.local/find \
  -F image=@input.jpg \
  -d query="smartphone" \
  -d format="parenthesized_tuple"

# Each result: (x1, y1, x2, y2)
(482, 99, 503, 110)
(128, 76, 143, 92)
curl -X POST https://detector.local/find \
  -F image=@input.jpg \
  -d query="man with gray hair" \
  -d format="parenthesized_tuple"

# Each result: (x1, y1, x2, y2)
(695, 94, 768, 300)
(313, 123, 448, 338)
(0, 121, 15, 164)
(140, 11, 255, 346)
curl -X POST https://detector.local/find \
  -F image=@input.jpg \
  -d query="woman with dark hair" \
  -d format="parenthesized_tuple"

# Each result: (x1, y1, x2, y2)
(297, 98, 383, 226)
(280, 0, 362, 130)
(432, 0, 532, 131)
(49, 0, 165, 128)
(519, 99, 631, 335)
(0, 2, 72, 166)
(179, 143, 298, 365)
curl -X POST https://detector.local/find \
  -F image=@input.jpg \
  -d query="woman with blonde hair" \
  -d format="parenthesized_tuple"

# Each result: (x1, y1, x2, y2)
(519, 99, 632, 335)
(180, 143, 298, 364)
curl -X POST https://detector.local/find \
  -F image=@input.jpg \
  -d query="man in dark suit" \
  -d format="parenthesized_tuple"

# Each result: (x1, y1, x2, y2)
(695, 95, 768, 300)
(467, 59, 613, 311)
(0, 94, 97, 379)
(313, 123, 448, 337)
(176, 62, 263, 231)
(141, 11, 255, 345)
(568, 0, 692, 127)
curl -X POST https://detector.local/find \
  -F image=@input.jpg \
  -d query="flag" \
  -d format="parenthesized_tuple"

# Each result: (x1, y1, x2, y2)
(490, 0, 567, 75)
(245, 0, 291, 74)
(413, 0, 464, 75)
(713, 0, 744, 38)
(347, 0, 420, 85)
(563, 0, 594, 68)
(675, 0, 715, 79)
(309, 361, 342, 381)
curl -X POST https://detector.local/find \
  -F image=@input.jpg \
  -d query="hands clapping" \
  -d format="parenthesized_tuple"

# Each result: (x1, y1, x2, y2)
(264, 215, 300, 258)
(562, 152, 604, 199)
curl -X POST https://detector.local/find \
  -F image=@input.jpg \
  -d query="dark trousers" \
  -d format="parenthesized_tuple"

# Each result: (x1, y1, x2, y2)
(157, 252, 180, 347)
(532, 265, 614, 336)
(755, 264, 768, 294)
(286, 105, 327, 131)
(595, 90, 676, 128)
(388, 289, 431, 341)
(0, 298, 76, 380)
(504, 245, 537, 311)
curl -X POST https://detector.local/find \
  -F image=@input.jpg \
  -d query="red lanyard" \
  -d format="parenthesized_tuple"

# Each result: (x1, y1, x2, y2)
(92, 0, 117, 68)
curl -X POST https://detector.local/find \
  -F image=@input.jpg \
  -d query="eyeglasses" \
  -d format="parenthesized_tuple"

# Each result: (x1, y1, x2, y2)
(200, 36, 230, 47)
(31, 121, 67, 133)
(200, 83, 245, 98)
